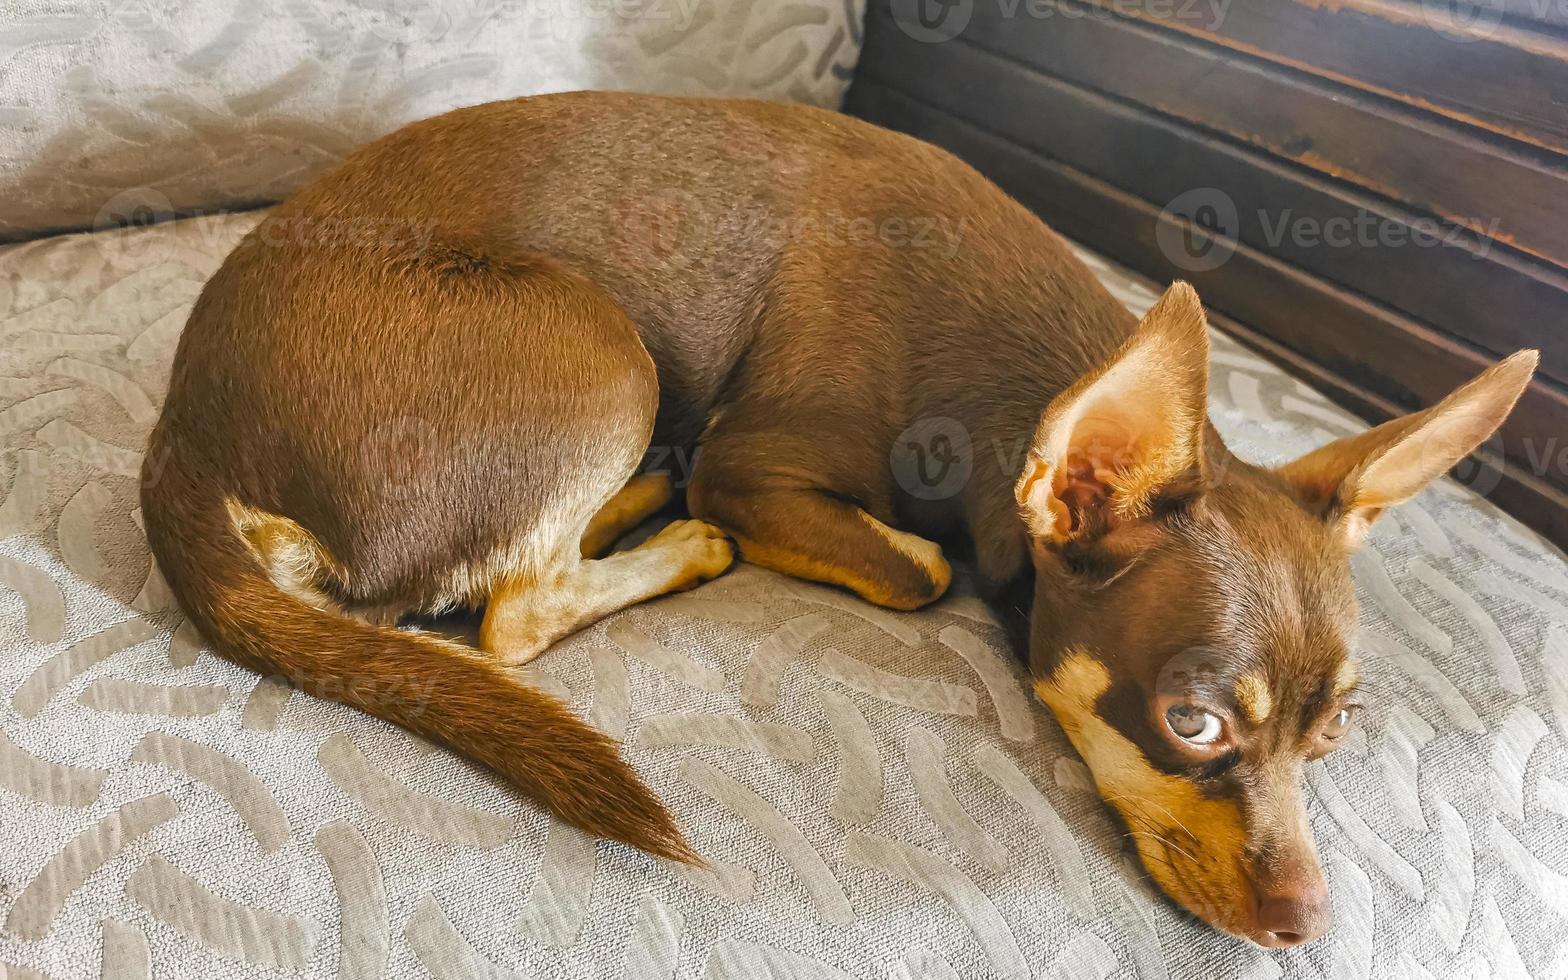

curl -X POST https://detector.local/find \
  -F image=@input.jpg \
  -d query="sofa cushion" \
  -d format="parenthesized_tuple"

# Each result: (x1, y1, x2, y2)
(0, 0, 863, 240)
(1, 210, 1566, 978)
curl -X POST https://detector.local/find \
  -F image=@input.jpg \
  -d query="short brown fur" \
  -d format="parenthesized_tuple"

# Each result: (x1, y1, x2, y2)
(143, 92, 1535, 943)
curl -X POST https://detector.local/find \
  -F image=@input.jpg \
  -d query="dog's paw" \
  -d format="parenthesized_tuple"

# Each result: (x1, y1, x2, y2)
(653, 519, 736, 585)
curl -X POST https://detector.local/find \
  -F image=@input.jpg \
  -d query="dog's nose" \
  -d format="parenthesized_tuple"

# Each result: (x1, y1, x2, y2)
(1254, 881, 1333, 947)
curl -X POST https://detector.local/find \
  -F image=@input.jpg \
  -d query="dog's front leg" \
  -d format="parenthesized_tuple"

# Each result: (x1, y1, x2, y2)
(688, 460, 951, 612)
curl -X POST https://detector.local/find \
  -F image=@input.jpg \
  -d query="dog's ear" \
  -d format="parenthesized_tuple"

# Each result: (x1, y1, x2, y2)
(1279, 350, 1537, 547)
(1016, 281, 1210, 544)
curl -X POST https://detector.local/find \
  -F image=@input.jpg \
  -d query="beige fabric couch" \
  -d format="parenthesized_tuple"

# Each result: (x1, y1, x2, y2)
(3, 4, 1568, 979)
(1, 0, 863, 240)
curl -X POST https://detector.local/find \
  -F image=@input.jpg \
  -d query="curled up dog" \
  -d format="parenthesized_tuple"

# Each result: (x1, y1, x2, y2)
(141, 91, 1536, 948)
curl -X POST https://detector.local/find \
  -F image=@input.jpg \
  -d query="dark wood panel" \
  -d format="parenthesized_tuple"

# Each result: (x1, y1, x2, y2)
(891, 0, 1568, 266)
(855, 24, 1568, 386)
(845, 80, 1568, 546)
(1494, 0, 1568, 33)
(1082, 0, 1568, 153)
(1209, 306, 1568, 550)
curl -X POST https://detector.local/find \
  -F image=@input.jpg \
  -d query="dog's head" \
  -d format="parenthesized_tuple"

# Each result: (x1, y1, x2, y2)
(1015, 282, 1535, 946)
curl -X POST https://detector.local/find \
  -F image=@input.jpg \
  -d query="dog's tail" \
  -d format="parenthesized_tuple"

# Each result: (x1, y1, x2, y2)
(140, 442, 698, 864)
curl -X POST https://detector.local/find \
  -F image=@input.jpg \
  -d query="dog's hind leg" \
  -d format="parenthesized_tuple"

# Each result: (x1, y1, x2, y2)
(482, 518, 733, 664)
(580, 473, 674, 559)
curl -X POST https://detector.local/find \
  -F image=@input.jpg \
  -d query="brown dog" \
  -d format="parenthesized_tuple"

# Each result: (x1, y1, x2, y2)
(141, 91, 1535, 947)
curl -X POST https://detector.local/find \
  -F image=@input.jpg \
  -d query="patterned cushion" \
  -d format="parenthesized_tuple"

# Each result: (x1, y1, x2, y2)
(0, 0, 863, 240)
(2, 210, 1566, 979)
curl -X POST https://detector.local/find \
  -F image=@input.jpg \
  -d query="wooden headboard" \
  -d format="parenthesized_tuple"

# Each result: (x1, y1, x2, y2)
(846, 0, 1568, 547)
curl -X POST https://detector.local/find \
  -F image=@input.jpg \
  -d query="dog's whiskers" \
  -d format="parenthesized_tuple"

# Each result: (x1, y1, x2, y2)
(1123, 829, 1198, 864)
(1100, 792, 1199, 842)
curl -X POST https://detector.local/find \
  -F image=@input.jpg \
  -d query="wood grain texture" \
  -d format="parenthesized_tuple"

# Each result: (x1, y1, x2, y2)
(908, 0, 1568, 267)
(1083, 0, 1568, 152)
(856, 15, 1568, 386)
(846, 80, 1568, 546)
(1491, 0, 1568, 32)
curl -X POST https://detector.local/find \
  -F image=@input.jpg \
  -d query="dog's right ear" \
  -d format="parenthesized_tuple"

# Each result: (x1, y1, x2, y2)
(1016, 281, 1211, 545)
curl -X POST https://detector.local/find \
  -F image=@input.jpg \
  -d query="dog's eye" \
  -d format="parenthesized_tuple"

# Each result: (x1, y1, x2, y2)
(1166, 704, 1223, 745)
(1322, 706, 1359, 740)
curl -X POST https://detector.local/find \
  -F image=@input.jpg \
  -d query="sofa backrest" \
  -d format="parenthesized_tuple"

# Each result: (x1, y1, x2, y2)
(0, 0, 864, 241)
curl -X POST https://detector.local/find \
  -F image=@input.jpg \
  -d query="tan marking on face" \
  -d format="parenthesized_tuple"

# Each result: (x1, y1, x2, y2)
(1035, 651, 1255, 940)
(1235, 672, 1274, 725)
(1332, 659, 1360, 698)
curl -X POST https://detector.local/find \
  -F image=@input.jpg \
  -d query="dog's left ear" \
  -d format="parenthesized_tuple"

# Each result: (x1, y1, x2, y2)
(1279, 350, 1538, 547)
(1016, 281, 1210, 544)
